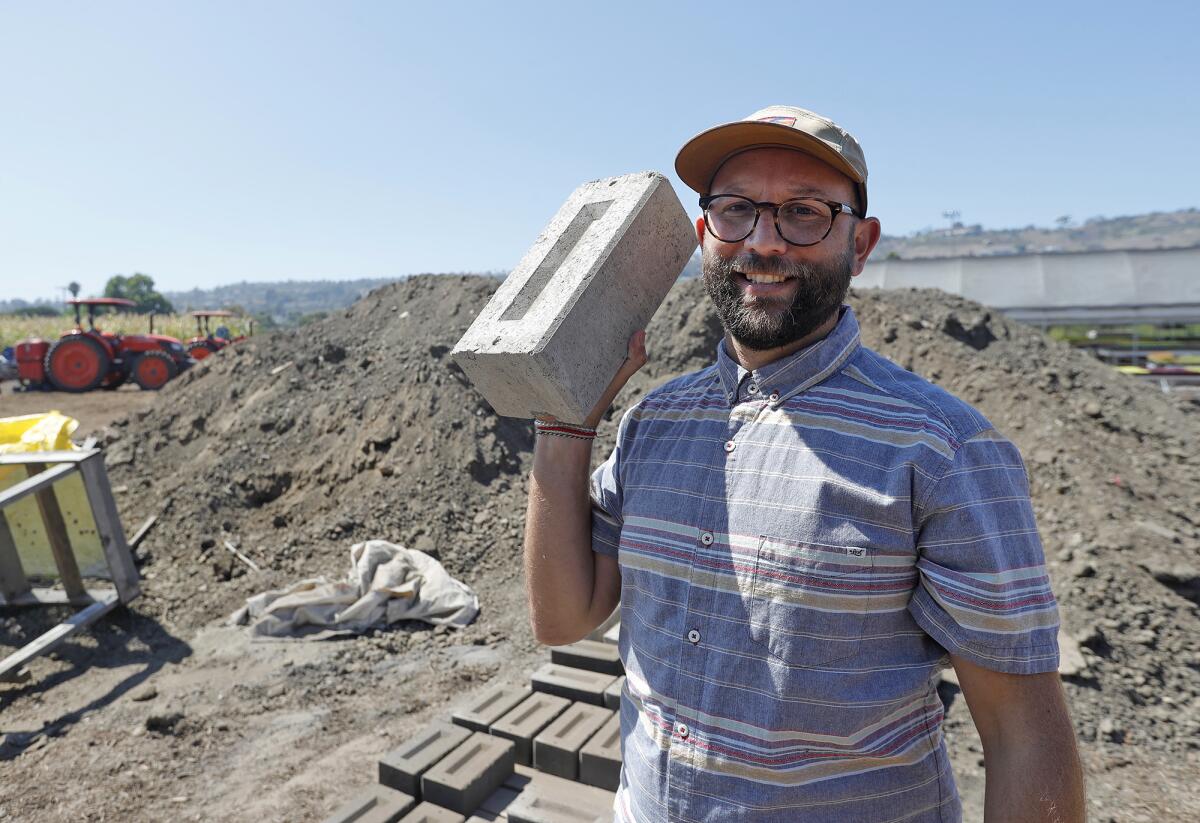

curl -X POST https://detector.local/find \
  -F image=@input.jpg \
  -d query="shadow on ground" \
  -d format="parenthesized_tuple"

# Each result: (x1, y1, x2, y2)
(0, 606, 190, 759)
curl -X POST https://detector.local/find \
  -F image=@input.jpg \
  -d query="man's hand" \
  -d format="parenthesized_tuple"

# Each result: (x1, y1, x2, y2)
(951, 654, 1085, 823)
(524, 331, 648, 646)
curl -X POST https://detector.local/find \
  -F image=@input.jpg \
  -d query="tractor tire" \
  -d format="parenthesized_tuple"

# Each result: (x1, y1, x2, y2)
(44, 336, 111, 393)
(131, 350, 177, 390)
(187, 340, 218, 360)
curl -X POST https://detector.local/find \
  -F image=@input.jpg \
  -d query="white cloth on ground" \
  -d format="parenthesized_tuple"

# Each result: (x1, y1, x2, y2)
(230, 540, 479, 640)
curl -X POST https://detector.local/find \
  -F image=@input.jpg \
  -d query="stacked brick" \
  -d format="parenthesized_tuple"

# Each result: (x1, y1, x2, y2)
(320, 625, 624, 823)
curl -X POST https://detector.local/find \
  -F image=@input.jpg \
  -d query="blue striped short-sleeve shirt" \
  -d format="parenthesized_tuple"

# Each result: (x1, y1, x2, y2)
(589, 306, 1060, 822)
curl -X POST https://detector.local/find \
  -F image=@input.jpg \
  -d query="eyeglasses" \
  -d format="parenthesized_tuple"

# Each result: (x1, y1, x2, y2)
(699, 194, 862, 247)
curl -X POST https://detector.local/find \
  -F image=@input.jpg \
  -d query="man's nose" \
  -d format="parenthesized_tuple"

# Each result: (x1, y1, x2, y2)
(742, 208, 789, 256)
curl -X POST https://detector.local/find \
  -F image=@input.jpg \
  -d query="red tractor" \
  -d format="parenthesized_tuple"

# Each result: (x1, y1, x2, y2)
(15, 297, 192, 392)
(185, 310, 248, 360)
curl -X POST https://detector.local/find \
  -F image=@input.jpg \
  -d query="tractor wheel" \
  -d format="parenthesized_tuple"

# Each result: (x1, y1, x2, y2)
(44, 336, 111, 392)
(131, 350, 177, 390)
(187, 340, 217, 360)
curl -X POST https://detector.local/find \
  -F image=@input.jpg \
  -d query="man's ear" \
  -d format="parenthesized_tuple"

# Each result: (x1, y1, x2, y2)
(851, 217, 882, 277)
(695, 215, 706, 246)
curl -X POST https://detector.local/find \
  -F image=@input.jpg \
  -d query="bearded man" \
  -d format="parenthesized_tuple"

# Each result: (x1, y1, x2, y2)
(523, 106, 1084, 822)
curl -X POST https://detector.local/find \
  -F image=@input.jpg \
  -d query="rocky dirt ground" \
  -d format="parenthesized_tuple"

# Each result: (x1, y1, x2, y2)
(2, 275, 1198, 821)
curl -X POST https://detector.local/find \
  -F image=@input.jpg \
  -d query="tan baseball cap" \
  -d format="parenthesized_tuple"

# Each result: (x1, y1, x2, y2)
(675, 104, 869, 214)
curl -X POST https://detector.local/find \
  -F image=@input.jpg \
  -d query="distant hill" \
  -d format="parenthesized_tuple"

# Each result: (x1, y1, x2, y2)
(164, 277, 401, 324)
(871, 208, 1200, 260)
(675, 208, 1200, 277)
(9, 209, 1195, 321)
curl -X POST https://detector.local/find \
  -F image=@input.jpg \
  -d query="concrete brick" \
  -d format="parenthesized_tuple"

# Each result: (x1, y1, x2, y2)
(490, 692, 570, 765)
(452, 685, 531, 733)
(421, 732, 515, 816)
(503, 765, 616, 823)
(579, 711, 622, 791)
(380, 722, 473, 798)
(396, 802, 467, 823)
(452, 171, 696, 422)
(586, 608, 620, 644)
(549, 640, 623, 676)
(602, 621, 620, 645)
(320, 785, 416, 823)
(530, 663, 616, 706)
(603, 676, 624, 711)
(533, 703, 613, 780)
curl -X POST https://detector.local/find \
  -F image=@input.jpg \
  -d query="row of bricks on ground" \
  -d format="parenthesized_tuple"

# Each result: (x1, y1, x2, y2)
(322, 638, 623, 823)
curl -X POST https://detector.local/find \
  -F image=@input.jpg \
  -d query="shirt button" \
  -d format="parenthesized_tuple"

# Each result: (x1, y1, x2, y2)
(768, 390, 780, 403)
(677, 723, 689, 739)
(687, 629, 701, 644)
(699, 532, 714, 546)
(747, 382, 759, 394)
(723, 440, 736, 453)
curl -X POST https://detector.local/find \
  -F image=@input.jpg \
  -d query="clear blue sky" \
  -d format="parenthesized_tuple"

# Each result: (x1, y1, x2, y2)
(1, 1, 1197, 301)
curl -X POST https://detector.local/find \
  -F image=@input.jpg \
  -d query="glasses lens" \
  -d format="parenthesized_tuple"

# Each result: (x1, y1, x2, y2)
(777, 199, 833, 245)
(705, 196, 757, 241)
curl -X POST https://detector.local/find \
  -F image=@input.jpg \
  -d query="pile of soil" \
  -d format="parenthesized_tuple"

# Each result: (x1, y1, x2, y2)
(100, 275, 535, 632)
(4, 274, 1198, 821)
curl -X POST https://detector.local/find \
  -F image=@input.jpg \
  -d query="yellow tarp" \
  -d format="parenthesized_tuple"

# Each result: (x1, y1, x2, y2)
(0, 412, 110, 580)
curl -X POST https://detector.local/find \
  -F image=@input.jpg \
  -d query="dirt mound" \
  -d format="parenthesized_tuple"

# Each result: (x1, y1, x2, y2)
(102, 276, 533, 630)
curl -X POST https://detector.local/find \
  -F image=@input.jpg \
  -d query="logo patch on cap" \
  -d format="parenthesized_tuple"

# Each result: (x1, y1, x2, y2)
(757, 116, 796, 126)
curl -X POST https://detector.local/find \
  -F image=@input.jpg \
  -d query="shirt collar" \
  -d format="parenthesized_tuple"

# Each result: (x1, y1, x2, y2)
(716, 305, 862, 406)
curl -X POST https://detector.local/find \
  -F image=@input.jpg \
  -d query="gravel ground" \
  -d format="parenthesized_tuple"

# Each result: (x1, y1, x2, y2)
(2, 275, 1197, 821)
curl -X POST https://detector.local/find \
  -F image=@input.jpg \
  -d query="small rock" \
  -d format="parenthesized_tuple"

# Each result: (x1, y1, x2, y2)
(1057, 631, 1088, 678)
(1082, 401, 1103, 418)
(267, 684, 286, 698)
(145, 712, 184, 735)
(1098, 718, 1125, 743)
(1073, 562, 1097, 579)
(130, 685, 158, 702)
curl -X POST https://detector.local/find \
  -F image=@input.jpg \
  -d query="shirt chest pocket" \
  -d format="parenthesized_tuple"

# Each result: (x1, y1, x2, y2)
(748, 535, 876, 668)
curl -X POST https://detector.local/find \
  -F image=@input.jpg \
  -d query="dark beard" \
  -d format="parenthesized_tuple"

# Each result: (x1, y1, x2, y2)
(702, 246, 854, 351)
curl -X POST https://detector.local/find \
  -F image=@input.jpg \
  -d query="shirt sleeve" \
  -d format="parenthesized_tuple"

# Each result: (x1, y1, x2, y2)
(589, 409, 633, 558)
(907, 428, 1060, 675)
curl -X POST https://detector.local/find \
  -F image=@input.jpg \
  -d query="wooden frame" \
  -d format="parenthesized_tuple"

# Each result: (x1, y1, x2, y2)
(0, 448, 139, 682)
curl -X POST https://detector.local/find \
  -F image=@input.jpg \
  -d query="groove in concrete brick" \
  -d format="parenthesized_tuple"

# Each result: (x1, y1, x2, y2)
(380, 722, 472, 797)
(500, 199, 615, 323)
(492, 695, 576, 767)
(579, 712, 622, 792)
(421, 732, 515, 816)
(452, 685, 531, 733)
(533, 703, 613, 780)
(490, 692, 570, 765)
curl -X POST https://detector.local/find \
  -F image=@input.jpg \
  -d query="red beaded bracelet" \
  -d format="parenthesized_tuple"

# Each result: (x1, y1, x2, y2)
(533, 419, 598, 440)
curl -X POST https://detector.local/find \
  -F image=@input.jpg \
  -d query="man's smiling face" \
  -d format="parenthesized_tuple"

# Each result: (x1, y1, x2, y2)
(700, 147, 865, 352)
